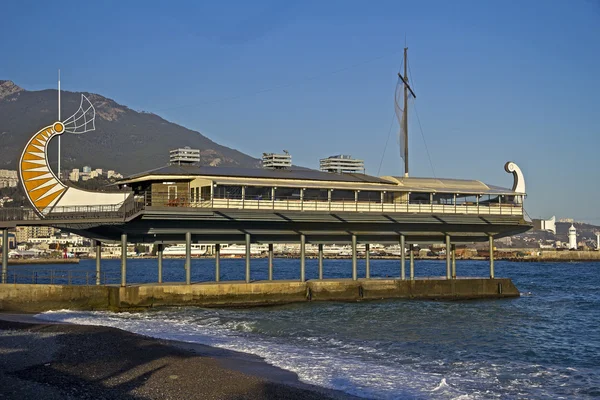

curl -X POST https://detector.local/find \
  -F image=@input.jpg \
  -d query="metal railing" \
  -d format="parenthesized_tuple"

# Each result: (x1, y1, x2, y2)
(142, 193, 524, 216)
(5, 269, 120, 285)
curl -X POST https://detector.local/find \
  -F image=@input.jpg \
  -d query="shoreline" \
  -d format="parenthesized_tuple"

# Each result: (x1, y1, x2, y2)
(0, 313, 358, 400)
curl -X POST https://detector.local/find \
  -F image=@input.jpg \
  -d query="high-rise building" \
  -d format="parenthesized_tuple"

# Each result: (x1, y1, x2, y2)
(319, 155, 365, 174)
(170, 147, 201, 165)
(82, 166, 92, 173)
(262, 151, 292, 170)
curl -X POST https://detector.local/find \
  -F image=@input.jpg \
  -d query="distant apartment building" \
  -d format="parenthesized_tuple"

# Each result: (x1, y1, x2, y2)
(319, 155, 365, 174)
(15, 226, 57, 243)
(82, 166, 92, 173)
(532, 216, 556, 234)
(107, 170, 123, 179)
(262, 151, 292, 170)
(69, 169, 80, 182)
(95, 168, 103, 175)
(0, 232, 16, 249)
(170, 147, 201, 165)
(0, 169, 18, 188)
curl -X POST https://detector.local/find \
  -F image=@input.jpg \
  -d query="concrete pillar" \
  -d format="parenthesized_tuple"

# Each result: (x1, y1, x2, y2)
(409, 243, 414, 280)
(445, 234, 451, 279)
(268, 243, 273, 281)
(352, 234, 357, 281)
(400, 234, 406, 280)
(215, 243, 220, 282)
(185, 232, 192, 285)
(1, 228, 8, 284)
(120, 233, 127, 287)
(365, 243, 370, 279)
(300, 234, 306, 282)
(157, 243, 164, 284)
(245, 233, 251, 283)
(451, 244, 456, 279)
(95, 240, 102, 285)
(318, 243, 323, 279)
(489, 235, 495, 279)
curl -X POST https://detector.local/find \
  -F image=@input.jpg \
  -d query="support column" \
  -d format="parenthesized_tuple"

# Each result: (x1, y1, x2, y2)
(245, 233, 251, 283)
(215, 244, 220, 282)
(445, 234, 451, 279)
(157, 244, 164, 284)
(365, 243, 370, 279)
(2, 228, 8, 284)
(300, 234, 306, 282)
(451, 244, 456, 279)
(400, 234, 406, 280)
(268, 243, 273, 281)
(120, 233, 127, 287)
(351, 234, 357, 281)
(95, 240, 102, 285)
(409, 243, 414, 280)
(489, 235, 495, 279)
(185, 232, 192, 284)
(318, 243, 323, 279)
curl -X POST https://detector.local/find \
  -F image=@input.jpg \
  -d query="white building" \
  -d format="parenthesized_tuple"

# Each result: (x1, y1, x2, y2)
(568, 224, 577, 250)
(82, 166, 92, 173)
(596, 232, 600, 251)
(170, 147, 200, 165)
(107, 170, 123, 179)
(262, 151, 292, 170)
(69, 169, 80, 182)
(532, 215, 556, 234)
(320, 155, 365, 174)
(0, 169, 18, 188)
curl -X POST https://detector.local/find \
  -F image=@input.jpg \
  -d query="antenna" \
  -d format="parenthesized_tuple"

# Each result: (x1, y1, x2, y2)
(58, 69, 61, 179)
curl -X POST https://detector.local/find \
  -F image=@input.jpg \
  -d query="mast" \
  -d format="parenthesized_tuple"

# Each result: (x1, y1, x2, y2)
(397, 48, 416, 177)
(58, 69, 61, 179)
(403, 48, 409, 177)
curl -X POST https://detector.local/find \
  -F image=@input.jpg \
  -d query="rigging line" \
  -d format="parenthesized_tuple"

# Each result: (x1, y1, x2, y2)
(412, 101, 436, 179)
(406, 56, 436, 179)
(158, 50, 403, 112)
(377, 112, 397, 176)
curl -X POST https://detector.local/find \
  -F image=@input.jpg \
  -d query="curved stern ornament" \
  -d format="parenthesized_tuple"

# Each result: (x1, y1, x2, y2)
(504, 161, 525, 204)
(19, 95, 129, 217)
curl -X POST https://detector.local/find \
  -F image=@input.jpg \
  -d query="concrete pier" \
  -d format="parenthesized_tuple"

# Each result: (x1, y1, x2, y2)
(95, 241, 101, 285)
(409, 243, 414, 280)
(445, 234, 451, 279)
(300, 234, 306, 282)
(0, 278, 520, 313)
(185, 232, 191, 285)
(400, 234, 406, 280)
(451, 244, 457, 279)
(318, 244, 323, 280)
(365, 243, 370, 279)
(245, 233, 251, 283)
(157, 244, 164, 284)
(2, 228, 8, 284)
(351, 234, 357, 281)
(215, 244, 220, 282)
(489, 235, 495, 278)
(120, 233, 127, 287)
(268, 243, 273, 281)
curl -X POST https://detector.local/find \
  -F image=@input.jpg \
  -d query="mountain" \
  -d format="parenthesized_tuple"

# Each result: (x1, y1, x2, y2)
(0, 80, 260, 176)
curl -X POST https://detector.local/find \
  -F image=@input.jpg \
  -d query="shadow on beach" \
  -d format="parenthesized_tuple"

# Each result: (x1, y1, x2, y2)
(0, 319, 352, 400)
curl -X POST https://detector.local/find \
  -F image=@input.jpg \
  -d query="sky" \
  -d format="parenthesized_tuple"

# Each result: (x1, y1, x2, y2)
(1, 0, 599, 223)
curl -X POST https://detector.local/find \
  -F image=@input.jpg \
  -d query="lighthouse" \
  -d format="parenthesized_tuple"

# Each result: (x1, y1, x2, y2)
(568, 224, 577, 250)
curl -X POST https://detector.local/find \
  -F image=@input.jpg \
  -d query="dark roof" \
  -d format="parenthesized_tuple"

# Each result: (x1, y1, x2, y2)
(120, 164, 391, 184)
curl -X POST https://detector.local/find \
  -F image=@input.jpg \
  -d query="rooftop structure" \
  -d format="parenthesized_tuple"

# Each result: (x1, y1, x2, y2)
(170, 147, 200, 165)
(262, 151, 292, 170)
(532, 215, 556, 234)
(320, 155, 365, 174)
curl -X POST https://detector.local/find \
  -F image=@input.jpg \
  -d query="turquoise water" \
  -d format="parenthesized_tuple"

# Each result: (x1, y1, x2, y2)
(20, 259, 600, 399)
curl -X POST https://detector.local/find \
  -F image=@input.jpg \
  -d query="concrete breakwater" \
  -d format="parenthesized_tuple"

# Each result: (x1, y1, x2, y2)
(0, 278, 518, 312)
(7, 258, 80, 265)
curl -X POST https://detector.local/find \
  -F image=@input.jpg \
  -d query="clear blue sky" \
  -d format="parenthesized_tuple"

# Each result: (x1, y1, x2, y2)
(1, 0, 599, 223)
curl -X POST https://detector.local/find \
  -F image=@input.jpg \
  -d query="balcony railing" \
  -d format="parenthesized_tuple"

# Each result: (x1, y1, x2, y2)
(143, 193, 524, 216)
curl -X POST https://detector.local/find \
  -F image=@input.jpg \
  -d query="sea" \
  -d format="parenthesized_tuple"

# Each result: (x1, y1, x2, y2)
(11, 257, 599, 399)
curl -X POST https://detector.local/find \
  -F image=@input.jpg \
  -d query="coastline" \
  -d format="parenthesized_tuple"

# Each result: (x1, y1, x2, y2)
(0, 314, 357, 400)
